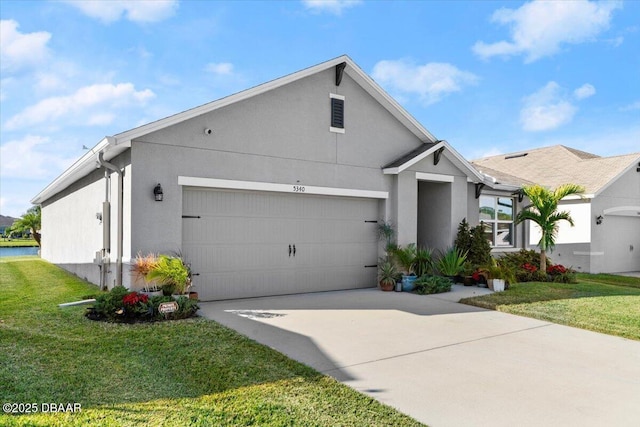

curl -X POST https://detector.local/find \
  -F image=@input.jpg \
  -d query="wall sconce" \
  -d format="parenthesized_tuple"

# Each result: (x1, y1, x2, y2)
(596, 215, 603, 225)
(153, 183, 164, 202)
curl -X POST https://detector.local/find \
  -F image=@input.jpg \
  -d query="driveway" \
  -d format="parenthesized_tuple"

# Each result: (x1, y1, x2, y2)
(198, 286, 640, 427)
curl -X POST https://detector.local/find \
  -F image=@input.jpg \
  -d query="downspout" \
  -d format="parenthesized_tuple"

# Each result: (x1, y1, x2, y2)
(97, 151, 124, 288)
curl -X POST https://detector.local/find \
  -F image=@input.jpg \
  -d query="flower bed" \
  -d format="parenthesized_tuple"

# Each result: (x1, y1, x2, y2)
(86, 286, 199, 323)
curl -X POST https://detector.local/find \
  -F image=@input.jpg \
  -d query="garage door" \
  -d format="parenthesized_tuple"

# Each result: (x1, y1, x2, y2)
(182, 188, 380, 300)
(604, 216, 640, 273)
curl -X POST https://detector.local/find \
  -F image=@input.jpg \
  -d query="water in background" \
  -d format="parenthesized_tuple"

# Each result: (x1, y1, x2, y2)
(0, 247, 40, 257)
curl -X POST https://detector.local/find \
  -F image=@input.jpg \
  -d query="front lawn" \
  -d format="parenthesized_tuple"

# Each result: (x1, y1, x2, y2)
(460, 275, 640, 340)
(0, 258, 423, 426)
(0, 238, 38, 247)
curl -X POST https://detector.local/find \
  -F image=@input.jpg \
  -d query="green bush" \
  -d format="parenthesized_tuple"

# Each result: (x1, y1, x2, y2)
(469, 224, 492, 267)
(87, 287, 199, 323)
(436, 247, 467, 276)
(414, 275, 452, 295)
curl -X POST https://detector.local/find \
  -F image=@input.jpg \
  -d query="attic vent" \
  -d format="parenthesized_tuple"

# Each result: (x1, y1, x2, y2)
(330, 94, 345, 131)
(505, 153, 528, 160)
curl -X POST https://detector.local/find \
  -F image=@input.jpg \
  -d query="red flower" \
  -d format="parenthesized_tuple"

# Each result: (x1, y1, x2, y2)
(547, 264, 567, 275)
(122, 292, 148, 306)
(522, 263, 538, 273)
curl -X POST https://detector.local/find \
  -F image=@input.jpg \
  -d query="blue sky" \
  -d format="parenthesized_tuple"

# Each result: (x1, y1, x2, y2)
(1, 0, 638, 218)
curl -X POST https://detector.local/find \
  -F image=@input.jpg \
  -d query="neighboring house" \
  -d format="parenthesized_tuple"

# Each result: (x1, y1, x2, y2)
(0, 215, 17, 236)
(473, 145, 640, 274)
(31, 55, 516, 300)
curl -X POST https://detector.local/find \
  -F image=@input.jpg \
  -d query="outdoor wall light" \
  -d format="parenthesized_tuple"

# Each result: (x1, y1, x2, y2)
(153, 183, 164, 202)
(596, 215, 603, 225)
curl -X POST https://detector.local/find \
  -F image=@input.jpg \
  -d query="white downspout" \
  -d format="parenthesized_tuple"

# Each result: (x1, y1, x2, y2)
(97, 151, 124, 288)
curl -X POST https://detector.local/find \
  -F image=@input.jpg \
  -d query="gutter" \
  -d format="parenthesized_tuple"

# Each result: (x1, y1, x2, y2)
(97, 150, 124, 288)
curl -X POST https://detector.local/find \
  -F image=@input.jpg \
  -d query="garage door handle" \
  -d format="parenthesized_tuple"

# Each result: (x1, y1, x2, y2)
(293, 244, 296, 257)
(289, 245, 292, 257)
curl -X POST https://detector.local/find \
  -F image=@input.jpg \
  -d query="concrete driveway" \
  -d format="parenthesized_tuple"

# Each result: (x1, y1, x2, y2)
(198, 286, 640, 427)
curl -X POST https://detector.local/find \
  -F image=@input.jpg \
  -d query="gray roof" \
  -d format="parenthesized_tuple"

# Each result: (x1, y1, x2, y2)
(0, 215, 17, 228)
(472, 145, 640, 195)
(382, 142, 440, 169)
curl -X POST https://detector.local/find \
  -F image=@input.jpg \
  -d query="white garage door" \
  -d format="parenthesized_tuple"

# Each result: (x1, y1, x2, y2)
(182, 188, 380, 300)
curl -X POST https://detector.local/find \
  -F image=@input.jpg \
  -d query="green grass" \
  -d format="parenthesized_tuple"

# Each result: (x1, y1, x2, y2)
(460, 275, 640, 341)
(0, 258, 423, 426)
(0, 238, 38, 247)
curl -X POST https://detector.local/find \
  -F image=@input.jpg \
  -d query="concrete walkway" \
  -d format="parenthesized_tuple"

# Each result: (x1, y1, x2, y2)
(198, 286, 640, 427)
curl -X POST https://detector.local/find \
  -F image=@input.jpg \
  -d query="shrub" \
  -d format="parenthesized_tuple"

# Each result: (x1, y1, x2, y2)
(468, 223, 492, 267)
(547, 264, 577, 283)
(414, 275, 452, 295)
(87, 286, 199, 323)
(454, 219, 472, 254)
(500, 249, 552, 282)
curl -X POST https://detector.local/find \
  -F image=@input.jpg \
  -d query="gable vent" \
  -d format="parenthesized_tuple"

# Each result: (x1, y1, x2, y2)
(331, 97, 344, 129)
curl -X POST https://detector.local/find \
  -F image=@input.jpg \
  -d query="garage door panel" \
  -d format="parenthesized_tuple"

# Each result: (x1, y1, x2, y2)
(183, 188, 379, 301)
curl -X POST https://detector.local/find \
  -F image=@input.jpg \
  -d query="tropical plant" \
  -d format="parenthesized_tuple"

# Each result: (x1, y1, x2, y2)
(10, 206, 41, 246)
(131, 252, 159, 292)
(377, 259, 398, 290)
(146, 255, 191, 295)
(392, 243, 417, 275)
(482, 258, 517, 286)
(414, 246, 435, 277)
(436, 247, 467, 277)
(377, 221, 395, 248)
(515, 183, 585, 272)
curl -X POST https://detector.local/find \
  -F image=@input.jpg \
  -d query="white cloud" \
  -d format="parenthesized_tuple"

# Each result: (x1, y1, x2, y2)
(0, 135, 75, 179)
(371, 59, 479, 105)
(620, 101, 640, 111)
(62, 0, 178, 24)
(520, 82, 577, 131)
(302, 0, 362, 15)
(574, 83, 596, 100)
(206, 62, 234, 76)
(473, 0, 621, 63)
(0, 20, 51, 72)
(5, 83, 155, 130)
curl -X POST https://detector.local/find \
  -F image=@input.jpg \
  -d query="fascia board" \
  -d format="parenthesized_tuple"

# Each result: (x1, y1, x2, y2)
(382, 142, 444, 174)
(440, 141, 486, 182)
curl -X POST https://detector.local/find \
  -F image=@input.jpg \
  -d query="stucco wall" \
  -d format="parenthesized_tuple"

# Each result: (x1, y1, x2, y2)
(129, 69, 423, 255)
(41, 151, 131, 286)
(590, 167, 640, 273)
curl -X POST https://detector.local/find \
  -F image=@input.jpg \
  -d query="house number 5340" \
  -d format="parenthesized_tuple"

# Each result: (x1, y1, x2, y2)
(293, 185, 306, 193)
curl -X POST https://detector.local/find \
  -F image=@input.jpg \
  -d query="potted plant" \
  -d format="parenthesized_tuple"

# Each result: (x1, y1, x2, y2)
(130, 252, 162, 297)
(436, 247, 467, 282)
(146, 254, 192, 298)
(482, 258, 516, 292)
(392, 243, 418, 291)
(377, 259, 397, 292)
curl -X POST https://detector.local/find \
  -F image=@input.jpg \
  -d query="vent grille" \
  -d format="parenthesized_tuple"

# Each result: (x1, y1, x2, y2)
(331, 98, 344, 129)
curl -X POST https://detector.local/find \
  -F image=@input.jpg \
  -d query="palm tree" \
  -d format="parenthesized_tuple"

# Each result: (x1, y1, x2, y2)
(11, 206, 41, 246)
(515, 184, 585, 272)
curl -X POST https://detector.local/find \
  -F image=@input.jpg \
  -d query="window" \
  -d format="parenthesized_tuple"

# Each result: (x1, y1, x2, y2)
(479, 195, 514, 247)
(330, 93, 345, 133)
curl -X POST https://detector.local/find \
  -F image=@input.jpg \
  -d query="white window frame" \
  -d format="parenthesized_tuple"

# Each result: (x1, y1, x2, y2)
(480, 195, 516, 248)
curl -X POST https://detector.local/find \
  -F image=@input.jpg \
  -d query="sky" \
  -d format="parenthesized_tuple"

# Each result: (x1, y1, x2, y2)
(1, 0, 639, 218)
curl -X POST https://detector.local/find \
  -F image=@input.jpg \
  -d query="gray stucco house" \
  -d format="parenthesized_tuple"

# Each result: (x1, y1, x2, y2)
(473, 145, 640, 275)
(33, 55, 525, 300)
